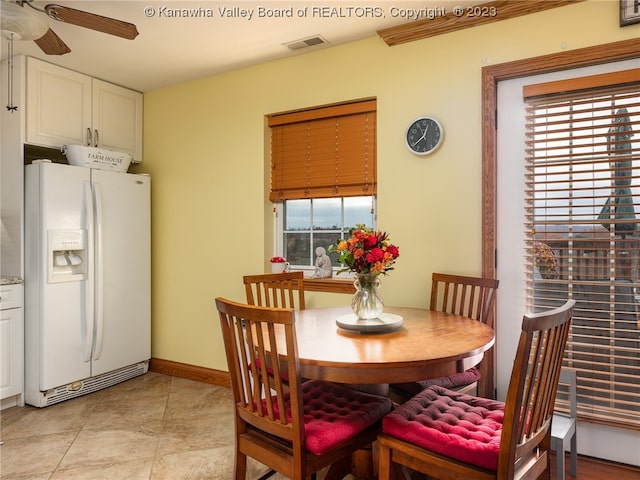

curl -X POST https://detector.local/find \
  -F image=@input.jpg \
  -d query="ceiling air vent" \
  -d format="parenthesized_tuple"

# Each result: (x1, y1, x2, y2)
(284, 35, 328, 51)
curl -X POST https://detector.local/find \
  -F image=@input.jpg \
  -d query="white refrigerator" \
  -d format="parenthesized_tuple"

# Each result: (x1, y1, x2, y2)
(24, 160, 150, 407)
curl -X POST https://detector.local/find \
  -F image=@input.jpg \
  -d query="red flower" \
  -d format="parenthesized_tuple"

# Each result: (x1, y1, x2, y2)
(366, 248, 385, 264)
(362, 234, 378, 249)
(385, 245, 399, 259)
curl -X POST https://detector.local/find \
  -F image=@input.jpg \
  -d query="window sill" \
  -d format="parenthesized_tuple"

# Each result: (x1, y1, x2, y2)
(303, 278, 355, 294)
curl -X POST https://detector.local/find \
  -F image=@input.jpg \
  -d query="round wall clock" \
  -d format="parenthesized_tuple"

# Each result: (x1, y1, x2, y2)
(405, 117, 443, 155)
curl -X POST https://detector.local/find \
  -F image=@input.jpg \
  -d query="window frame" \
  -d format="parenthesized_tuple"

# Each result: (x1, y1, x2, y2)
(273, 201, 357, 294)
(274, 196, 377, 278)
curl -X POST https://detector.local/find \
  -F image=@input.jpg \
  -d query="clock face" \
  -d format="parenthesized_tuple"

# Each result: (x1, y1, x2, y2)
(405, 117, 443, 155)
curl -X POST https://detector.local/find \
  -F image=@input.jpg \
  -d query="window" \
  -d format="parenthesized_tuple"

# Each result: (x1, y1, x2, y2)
(275, 196, 374, 273)
(268, 99, 377, 274)
(524, 69, 640, 427)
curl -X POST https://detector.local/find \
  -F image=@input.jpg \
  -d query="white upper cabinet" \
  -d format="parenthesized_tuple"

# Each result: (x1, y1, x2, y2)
(26, 58, 91, 148)
(26, 57, 143, 162)
(92, 79, 143, 160)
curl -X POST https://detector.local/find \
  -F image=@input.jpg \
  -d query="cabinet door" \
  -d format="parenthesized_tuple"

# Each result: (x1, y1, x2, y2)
(0, 307, 23, 399)
(26, 57, 92, 148)
(92, 79, 143, 162)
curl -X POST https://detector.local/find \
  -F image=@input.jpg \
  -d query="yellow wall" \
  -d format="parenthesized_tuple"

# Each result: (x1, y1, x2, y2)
(142, 0, 639, 371)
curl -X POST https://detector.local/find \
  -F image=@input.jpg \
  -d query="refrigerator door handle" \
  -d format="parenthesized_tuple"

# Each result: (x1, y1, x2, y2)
(93, 181, 105, 361)
(83, 181, 95, 363)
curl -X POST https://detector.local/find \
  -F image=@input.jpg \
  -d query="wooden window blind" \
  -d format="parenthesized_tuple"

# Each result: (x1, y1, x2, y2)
(268, 99, 376, 202)
(524, 69, 640, 429)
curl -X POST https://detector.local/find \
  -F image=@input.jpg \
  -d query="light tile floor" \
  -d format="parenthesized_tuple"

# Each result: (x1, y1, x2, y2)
(3, 372, 629, 480)
(0, 372, 327, 480)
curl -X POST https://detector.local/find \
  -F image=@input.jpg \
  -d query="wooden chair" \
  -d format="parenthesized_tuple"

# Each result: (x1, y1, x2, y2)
(243, 271, 305, 310)
(390, 273, 499, 402)
(551, 367, 578, 480)
(378, 299, 575, 480)
(244, 271, 306, 385)
(215, 297, 393, 480)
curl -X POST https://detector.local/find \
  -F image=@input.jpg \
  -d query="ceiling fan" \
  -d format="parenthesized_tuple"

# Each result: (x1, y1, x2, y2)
(0, 0, 139, 55)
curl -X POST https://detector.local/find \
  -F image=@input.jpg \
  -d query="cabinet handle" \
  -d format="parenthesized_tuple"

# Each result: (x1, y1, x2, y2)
(86, 128, 92, 146)
(94, 129, 99, 147)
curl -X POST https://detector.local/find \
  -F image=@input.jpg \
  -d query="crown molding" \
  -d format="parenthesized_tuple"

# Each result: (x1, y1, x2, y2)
(377, 0, 585, 46)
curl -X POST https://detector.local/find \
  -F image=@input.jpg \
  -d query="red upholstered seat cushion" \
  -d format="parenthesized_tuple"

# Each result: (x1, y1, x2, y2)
(251, 357, 290, 383)
(382, 385, 504, 470)
(392, 367, 481, 397)
(262, 379, 393, 456)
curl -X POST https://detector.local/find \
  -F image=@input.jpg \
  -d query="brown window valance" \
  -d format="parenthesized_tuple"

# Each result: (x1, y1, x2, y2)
(268, 99, 377, 202)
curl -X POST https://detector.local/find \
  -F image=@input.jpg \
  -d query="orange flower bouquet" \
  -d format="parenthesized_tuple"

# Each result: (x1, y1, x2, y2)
(330, 224, 400, 276)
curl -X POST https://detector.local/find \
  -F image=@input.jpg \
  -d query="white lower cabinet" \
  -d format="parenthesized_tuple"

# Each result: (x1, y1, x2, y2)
(1, 283, 24, 408)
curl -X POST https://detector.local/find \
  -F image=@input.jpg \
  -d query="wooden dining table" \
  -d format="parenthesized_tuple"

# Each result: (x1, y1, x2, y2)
(276, 305, 495, 480)
(285, 305, 495, 386)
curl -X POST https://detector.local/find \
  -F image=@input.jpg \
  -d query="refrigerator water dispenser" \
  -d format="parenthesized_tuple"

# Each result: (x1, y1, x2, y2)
(48, 230, 87, 283)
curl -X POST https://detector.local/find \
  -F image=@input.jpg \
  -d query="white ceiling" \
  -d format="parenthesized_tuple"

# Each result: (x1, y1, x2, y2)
(1, 0, 483, 92)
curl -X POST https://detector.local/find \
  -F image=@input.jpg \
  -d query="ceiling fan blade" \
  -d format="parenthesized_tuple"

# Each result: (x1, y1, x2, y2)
(34, 28, 71, 55)
(44, 4, 139, 40)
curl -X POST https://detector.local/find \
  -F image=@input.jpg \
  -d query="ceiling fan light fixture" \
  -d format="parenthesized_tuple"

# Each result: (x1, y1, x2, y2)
(1, 1, 49, 40)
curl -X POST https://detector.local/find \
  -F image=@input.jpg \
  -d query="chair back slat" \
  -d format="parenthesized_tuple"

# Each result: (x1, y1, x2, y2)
(216, 298, 303, 443)
(430, 273, 499, 326)
(244, 272, 306, 310)
(499, 299, 575, 479)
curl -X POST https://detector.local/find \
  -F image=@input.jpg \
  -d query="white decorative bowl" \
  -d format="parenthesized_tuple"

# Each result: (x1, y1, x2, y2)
(62, 145, 132, 173)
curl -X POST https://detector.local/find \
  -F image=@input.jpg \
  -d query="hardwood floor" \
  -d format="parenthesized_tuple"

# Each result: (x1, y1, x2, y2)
(401, 453, 638, 480)
(559, 454, 640, 480)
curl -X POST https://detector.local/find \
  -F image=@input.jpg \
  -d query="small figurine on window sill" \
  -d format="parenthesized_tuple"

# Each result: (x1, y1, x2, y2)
(312, 246, 333, 278)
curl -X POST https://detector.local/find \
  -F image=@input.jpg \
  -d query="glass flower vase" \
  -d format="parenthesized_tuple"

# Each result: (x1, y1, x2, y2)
(352, 273, 384, 320)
